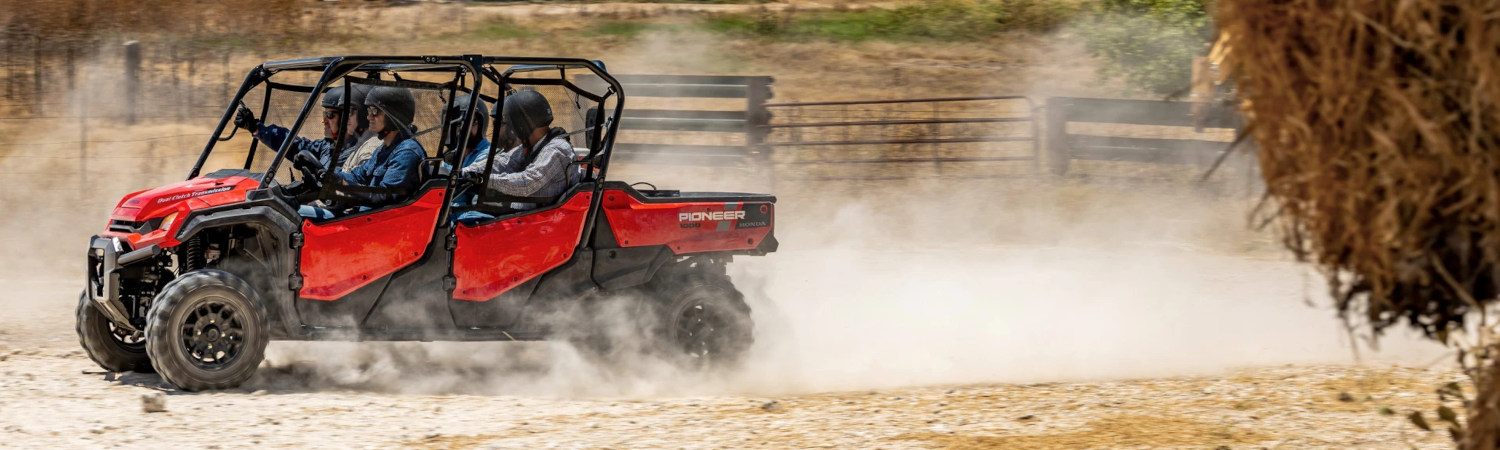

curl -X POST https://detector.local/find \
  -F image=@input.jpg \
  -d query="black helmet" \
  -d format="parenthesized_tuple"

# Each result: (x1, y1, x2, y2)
(488, 97, 518, 148)
(502, 89, 552, 146)
(322, 84, 373, 131)
(365, 86, 417, 135)
(445, 95, 488, 147)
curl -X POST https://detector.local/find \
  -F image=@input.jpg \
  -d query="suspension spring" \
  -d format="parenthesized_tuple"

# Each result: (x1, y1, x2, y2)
(183, 236, 205, 272)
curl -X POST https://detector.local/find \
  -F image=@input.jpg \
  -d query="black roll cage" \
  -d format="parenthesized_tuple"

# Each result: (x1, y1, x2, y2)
(185, 54, 627, 251)
(188, 55, 627, 190)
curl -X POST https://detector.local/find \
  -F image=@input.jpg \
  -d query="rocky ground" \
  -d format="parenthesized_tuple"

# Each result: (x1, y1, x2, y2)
(0, 244, 1466, 449)
(0, 2, 1473, 448)
(0, 347, 1463, 448)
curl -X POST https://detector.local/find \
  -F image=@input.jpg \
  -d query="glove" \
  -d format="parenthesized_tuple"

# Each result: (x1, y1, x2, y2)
(293, 150, 326, 179)
(234, 105, 260, 132)
(442, 148, 462, 168)
(461, 169, 486, 186)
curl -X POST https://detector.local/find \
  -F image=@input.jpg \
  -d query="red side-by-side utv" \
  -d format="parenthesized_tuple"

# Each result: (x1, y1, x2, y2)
(78, 55, 777, 390)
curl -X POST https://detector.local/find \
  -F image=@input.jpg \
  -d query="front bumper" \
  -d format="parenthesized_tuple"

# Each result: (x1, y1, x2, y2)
(86, 236, 160, 331)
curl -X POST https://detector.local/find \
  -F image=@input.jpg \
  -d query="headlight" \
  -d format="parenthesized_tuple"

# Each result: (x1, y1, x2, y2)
(157, 212, 179, 233)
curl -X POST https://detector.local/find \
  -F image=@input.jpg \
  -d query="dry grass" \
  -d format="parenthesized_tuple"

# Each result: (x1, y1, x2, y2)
(1217, 1, 1500, 339)
(891, 414, 1269, 449)
(1216, 1, 1500, 444)
(408, 433, 512, 449)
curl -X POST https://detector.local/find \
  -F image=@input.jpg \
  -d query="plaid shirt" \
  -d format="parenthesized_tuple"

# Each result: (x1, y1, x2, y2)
(460, 134, 579, 210)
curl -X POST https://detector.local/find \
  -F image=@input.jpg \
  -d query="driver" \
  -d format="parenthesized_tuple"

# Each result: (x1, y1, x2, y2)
(460, 88, 580, 213)
(234, 84, 372, 170)
(297, 86, 427, 219)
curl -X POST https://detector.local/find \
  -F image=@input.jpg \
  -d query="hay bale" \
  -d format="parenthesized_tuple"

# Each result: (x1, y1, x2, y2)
(1216, 0, 1500, 339)
(1217, 2, 1500, 445)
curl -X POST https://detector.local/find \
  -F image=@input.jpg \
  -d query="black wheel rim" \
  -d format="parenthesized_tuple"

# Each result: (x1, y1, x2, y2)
(108, 322, 146, 351)
(179, 299, 246, 370)
(673, 300, 736, 362)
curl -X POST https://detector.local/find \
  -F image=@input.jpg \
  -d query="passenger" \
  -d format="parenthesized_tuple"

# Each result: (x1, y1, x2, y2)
(489, 99, 523, 155)
(299, 86, 427, 219)
(460, 89, 580, 213)
(450, 100, 520, 225)
(342, 130, 384, 172)
(440, 95, 492, 175)
(337, 85, 381, 172)
(234, 84, 372, 171)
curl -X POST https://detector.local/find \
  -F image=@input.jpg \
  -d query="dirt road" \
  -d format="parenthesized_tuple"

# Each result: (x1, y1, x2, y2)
(0, 243, 1462, 449)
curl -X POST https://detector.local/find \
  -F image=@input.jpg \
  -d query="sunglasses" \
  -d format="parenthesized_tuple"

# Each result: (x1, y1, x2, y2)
(321, 110, 343, 120)
(367, 106, 384, 118)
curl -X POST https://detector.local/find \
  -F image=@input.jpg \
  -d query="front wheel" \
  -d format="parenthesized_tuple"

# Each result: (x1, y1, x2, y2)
(75, 291, 153, 372)
(144, 269, 269, 391)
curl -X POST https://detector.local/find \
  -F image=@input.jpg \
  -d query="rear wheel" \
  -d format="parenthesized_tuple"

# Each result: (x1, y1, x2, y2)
(651, 274, 755, 369)
(75, 291, 153, 372)
(144, 269, 269, 391)
(569, 271, 755, 371)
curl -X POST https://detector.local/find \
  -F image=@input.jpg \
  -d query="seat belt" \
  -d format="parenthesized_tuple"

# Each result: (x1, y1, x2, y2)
(476, 127, 573, 206)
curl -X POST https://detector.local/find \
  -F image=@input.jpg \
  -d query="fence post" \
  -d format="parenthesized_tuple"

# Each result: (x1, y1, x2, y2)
(32, 35, 44, 115)
(746, 76, 774, 189)
(79, 79, 88, 197)
(187, 50, 196, 122)
(221, 51, 231, 105)
(171, 41, 183, 122)
(1045, 97, 1070, 176)
(6, 35, 14, 101)
(65, 45, 76, 91)
(930, 101, 941, 174)
(1029, 97, 1041, 174)
(1191, 56, 1213, 132)
(124, 41, 141, 125)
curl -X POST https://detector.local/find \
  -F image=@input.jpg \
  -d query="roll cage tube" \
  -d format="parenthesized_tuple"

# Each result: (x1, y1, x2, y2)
(256, 56, 488, 187)
(452, 58, 624, 206)
(482, 57, 624, 180)
(243, 81, 274, 173)
(190, 55, 624, 220)
(308, 72, 484, 198)
(470, 57, 624, 248)
(189, 67, 265, 179)
(463, 61, 619, 206)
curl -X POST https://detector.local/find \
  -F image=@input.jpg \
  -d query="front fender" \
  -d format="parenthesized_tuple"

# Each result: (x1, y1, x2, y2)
(172, 202, 303, 339)
(174, 204, 299, 244)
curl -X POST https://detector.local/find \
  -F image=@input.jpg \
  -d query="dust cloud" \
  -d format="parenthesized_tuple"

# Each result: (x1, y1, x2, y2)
(249, 176, 1444, 399)
(0, 10, 1446, 400)
(722, 178, 1443, 394)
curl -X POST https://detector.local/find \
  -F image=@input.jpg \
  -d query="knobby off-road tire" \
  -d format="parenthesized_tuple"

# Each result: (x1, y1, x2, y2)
(644, 271, 755, 370)
(75, 291, 153, 372)
(144, 269, 269, 391)
(570, 272, 754, 371)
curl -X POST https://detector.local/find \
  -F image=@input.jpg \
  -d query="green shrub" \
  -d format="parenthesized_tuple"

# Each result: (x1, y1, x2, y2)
(585, 21, 652, 38)
(469, 17, 537, 40)
(1079, 0, 1215, 95)
(704, 0, 1080, 42)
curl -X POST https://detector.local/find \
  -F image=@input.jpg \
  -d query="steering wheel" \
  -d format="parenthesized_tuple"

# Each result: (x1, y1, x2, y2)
(291, 150, 326, 191)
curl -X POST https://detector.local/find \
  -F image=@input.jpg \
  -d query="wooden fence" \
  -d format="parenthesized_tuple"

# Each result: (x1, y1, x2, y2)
(1045, 97, 1243, 175)
(577, 74, 773, 168)
(0, 39, 1249, 191)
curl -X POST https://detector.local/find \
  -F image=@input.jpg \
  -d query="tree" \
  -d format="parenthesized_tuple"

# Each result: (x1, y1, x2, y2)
(1080, 0, 1214, 96)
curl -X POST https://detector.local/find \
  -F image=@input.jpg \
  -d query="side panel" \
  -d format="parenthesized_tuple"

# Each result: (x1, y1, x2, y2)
(452, 192, 592, 301)
(600, 189, 773, 254)
(299, 189, 446, 300)
(362, 228, 455, 330)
